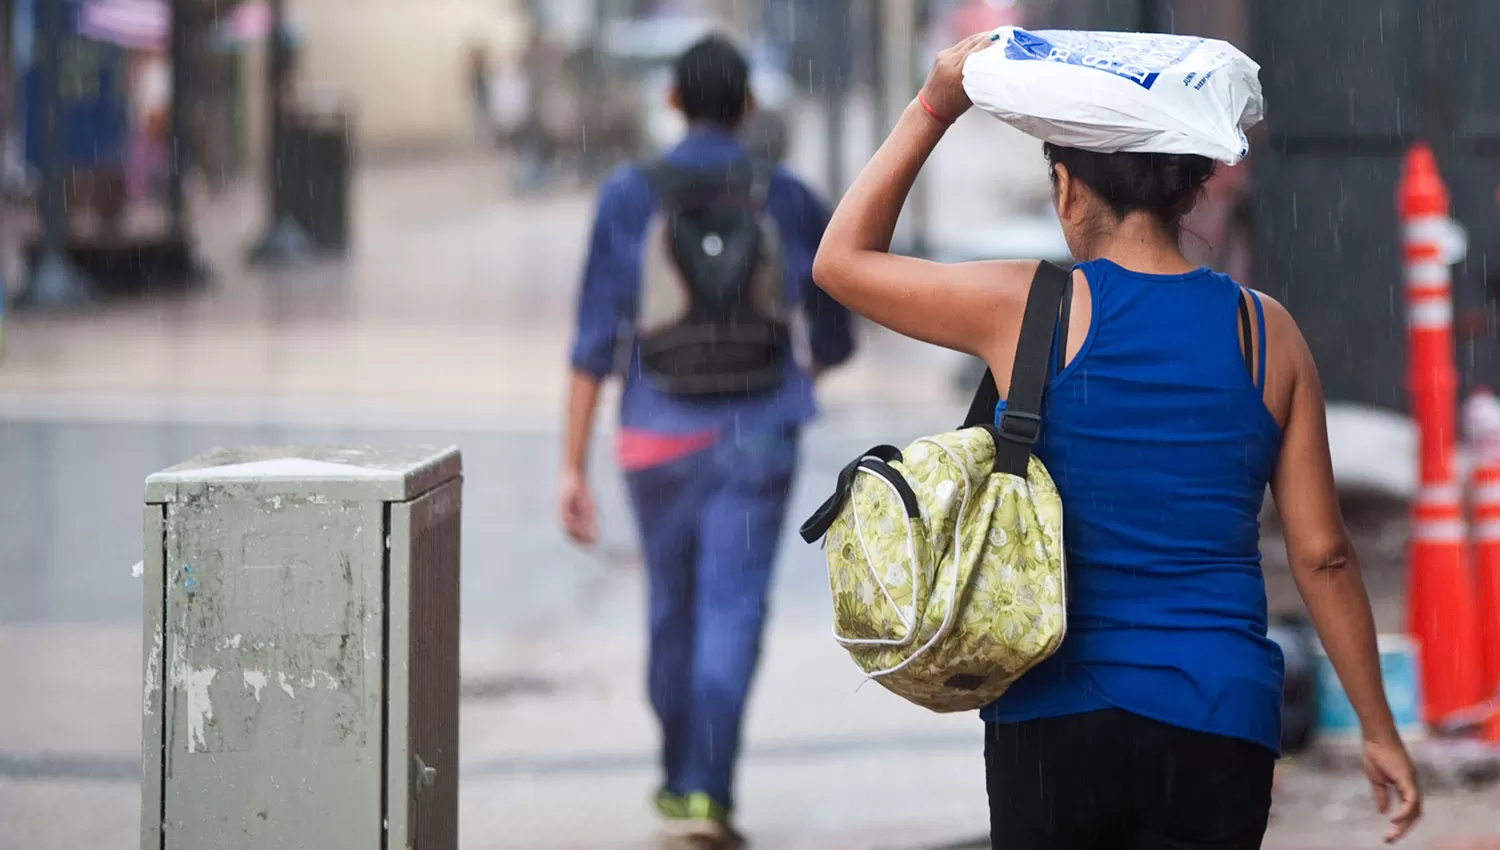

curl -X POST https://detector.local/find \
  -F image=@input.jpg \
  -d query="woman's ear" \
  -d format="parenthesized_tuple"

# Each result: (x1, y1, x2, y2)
(1053, 163, 1076, 223)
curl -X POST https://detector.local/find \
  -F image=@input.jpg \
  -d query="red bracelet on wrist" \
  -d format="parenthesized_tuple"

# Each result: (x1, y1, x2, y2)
(917, 92, 956, 127)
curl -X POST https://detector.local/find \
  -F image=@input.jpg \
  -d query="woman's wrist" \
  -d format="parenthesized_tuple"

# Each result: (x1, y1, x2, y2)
(904, 99, 953, 141)
(917, 90, 958, 126)
(1358, 709, 1402, 745)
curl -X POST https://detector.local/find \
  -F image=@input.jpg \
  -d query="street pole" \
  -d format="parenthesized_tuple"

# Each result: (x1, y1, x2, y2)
(819, 0, 850, 201)
(167, 0, 187, 233)
(22, 0, 96, 308)
(882, 0, 927, 256)
(870, 0, 888, 146)
(248, 0, 313, 266)
(165, 0, 209, 283)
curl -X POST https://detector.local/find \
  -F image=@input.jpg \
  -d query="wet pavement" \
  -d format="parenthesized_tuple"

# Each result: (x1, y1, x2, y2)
(2, 410, 1496, 849)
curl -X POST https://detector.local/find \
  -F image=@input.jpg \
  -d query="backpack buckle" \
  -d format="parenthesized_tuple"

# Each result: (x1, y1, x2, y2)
(998, 410, 1042, 445)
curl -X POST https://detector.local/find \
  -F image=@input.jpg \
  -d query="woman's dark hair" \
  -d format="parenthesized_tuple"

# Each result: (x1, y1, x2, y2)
(674, 35, 751, 127)
(1044, 143, 1217, 232)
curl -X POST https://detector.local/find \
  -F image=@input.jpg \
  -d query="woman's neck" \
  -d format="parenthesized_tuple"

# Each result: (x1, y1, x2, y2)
(1084, 213, 1198, 275)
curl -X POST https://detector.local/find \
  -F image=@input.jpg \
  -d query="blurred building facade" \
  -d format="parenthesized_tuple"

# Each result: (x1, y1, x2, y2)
(237, 0, 528, 162)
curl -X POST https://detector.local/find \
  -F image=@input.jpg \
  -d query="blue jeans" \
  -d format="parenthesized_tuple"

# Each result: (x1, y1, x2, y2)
(624, 426, 800, 809)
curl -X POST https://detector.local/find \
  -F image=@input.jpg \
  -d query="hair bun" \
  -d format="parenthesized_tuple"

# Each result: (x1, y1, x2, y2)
(1044, 143, 1217, 228)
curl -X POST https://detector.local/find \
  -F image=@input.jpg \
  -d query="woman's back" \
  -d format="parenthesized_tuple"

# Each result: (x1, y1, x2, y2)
(985, 259, 1286, 753)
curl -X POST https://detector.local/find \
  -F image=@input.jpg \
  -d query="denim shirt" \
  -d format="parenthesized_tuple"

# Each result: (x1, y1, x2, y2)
(569, 128, 855, 435)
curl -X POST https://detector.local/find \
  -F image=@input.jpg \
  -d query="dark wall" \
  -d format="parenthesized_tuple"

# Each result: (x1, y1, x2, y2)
(1251, 0, 1499, 408)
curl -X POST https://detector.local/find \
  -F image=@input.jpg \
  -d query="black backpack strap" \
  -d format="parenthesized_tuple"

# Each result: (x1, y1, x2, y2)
(961, 263, 1073, 429)
(967, 262, 1070, 478)
(640, 159, 690, 206)
(799, 445, 909, 544)
(962, 263, 1074, 433)
(746, 155, 775, 208)
(641, 158, 764, 209)
(961, 365, 1001, 431)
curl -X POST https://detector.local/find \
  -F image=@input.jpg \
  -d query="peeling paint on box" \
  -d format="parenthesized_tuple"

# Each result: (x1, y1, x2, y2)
(181, 665, 217, 754)
(143, 628, 163, 716)
(168, 630, 219, 753)
(303, 670, 340, 690)
(243, 670, 268, 702)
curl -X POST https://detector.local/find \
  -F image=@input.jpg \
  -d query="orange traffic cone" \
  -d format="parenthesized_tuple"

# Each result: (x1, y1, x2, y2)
(1399, 143, 1486, 728)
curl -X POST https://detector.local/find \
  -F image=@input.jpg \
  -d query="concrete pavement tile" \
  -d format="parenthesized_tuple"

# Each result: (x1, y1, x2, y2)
(457, 615, 981, 769)
(1265, 762, 1500, 849)
(459, 749, 987, 850)
(0, 779, 138, 850)
(0, 626, 141, 756)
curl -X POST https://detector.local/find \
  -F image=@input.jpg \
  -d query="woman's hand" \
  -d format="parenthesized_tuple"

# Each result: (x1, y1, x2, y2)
(1363, 734, 1421, 843)
(918, 32, 998, 124)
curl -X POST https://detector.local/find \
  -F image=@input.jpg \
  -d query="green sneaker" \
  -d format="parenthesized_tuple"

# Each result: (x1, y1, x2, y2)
(662, 792, 744, 848)
(654, 788, 689, 820)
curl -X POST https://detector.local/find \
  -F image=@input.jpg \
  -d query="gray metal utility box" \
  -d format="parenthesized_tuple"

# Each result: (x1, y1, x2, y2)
(140, 447, 462, 850)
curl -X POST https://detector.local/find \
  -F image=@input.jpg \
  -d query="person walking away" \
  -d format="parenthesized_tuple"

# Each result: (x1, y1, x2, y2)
(811, 33, 1422, 849)
(558, 35, 855, 848)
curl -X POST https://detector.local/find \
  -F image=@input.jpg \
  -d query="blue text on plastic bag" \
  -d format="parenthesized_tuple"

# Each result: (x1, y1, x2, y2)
(1004, 29, 1205, 91)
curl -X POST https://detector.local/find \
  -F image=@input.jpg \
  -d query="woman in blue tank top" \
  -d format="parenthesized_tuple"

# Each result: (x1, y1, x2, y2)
(812, 33, 1422, 849)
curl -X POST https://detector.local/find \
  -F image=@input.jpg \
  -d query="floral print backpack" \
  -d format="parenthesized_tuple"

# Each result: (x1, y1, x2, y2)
(799, 262, 1071, 712)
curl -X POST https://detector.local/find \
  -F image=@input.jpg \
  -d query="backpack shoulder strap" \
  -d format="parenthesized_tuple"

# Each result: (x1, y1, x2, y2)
(961, 364, 1002, 431)
(961, 262, 1072, 432)
(964, 262, 1071, 478)
(641, 158, 765, 209)
(639, 159, 688, 207)
(746, 155, 775, 208)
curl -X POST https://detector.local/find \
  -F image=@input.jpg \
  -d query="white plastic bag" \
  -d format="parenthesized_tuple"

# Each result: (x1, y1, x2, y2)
(963, 28, 1264, 165)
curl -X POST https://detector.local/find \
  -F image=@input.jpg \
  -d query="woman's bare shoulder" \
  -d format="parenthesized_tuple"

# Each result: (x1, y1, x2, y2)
(1248, 290, 1314, 364)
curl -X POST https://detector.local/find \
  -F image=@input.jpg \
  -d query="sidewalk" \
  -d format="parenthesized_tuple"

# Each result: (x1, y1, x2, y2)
(7, 595, 1500, 849)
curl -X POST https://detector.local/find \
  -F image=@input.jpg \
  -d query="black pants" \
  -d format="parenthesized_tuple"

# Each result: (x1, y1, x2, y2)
(986, 709, 1275, 850)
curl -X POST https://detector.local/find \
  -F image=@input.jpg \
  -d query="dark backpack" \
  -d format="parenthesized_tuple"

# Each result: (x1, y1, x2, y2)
(635, 158, 789, 396)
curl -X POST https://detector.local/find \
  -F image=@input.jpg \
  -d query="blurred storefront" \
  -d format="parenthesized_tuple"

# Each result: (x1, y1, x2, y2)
(282, 0, 527, 155)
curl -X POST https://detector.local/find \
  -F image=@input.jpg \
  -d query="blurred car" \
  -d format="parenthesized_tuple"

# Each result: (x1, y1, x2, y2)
(600, 16, 796, 157)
